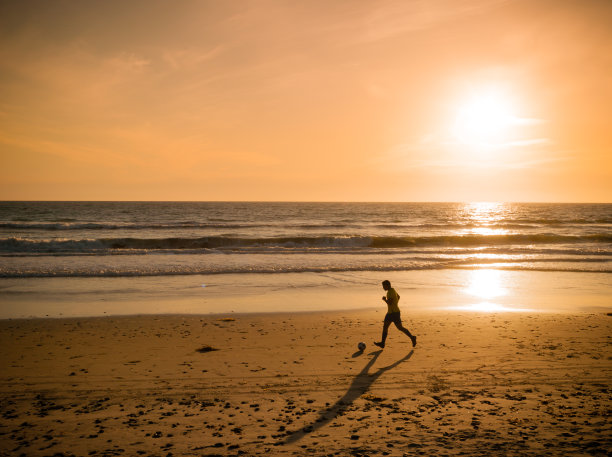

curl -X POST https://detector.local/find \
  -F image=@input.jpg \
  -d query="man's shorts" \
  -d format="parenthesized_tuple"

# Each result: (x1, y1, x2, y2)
(384, 312, 402, 325)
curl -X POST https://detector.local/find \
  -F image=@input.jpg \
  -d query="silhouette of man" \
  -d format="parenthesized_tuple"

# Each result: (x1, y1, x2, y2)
(374, 280, 417, 349)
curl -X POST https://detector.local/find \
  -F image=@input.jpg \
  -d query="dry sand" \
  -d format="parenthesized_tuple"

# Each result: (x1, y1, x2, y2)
(0, 309, 611, 456)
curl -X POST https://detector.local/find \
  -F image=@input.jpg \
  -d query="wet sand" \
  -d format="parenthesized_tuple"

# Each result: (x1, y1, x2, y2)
(1, 309, 611, 456)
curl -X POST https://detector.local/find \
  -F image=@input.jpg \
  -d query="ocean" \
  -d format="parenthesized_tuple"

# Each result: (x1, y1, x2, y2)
(0, 202, 610, 318)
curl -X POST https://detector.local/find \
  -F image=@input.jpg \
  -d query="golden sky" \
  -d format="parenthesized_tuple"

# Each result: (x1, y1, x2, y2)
(1, 0, 611, 202)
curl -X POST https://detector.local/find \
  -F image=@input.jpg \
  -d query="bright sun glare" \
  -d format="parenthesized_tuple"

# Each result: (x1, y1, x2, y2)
(452, 90, 516, 148)
(465, 269, 507, 300)
(449, 269, 533, 313)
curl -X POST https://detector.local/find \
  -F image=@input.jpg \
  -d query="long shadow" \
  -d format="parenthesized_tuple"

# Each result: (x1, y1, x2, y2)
(283, 349, 414, 444)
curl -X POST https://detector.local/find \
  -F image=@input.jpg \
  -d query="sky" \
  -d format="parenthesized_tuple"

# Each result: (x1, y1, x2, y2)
(0, 0, 611, 202)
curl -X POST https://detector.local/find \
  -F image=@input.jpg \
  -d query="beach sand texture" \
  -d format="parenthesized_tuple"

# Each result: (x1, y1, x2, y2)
(1, 310, 611, 456)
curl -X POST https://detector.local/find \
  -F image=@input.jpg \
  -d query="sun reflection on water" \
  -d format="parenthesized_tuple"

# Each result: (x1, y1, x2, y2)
(468, 227, 506, 236)
(465, 269, 507, 299)
(464, 202, 507, 222)
(461, 202, 512, 236)
(448, 269, 532, 312)
(445, 203, 534, 312)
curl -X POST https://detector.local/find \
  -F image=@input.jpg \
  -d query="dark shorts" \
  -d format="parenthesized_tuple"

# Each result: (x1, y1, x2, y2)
(384, 312, 402, 325)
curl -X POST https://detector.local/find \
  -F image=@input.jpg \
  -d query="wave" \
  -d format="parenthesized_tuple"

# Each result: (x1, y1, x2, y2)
(3, 219, 610, 232)
(370, 233, 612, 248)
(0, 221, 274, 231)
(512, 218, 612, 225)
(3, 246, 610, 258)
(1, 233, 611, 254)
(0, 260, 608, 278)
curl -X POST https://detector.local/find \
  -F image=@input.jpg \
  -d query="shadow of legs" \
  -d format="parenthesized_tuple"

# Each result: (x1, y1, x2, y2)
(282, 350, 414, 444)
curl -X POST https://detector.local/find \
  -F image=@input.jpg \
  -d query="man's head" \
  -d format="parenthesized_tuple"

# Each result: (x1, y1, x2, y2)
(382, 280, 391, 290)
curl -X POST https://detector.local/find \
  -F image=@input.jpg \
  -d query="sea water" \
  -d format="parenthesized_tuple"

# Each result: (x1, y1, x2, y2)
(0, 202, 610, 317)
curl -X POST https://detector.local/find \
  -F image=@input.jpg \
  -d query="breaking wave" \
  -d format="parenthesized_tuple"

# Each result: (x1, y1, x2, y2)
(3, 219, 610, 232)
(0, 257, 609, 278)
(1, 233, 611, 255)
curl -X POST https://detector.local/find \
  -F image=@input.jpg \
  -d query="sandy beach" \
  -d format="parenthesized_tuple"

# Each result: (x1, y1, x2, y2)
(1, 309, 610, 456)
(2, 0, 612, 453)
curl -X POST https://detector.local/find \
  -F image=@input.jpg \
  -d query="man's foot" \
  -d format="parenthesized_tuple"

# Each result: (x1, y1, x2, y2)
(411, 335, 417, 347)
(374, 341, 385, 349)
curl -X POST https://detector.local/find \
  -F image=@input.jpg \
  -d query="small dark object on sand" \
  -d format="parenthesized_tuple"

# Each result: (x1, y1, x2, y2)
(196, 345, 219, 353)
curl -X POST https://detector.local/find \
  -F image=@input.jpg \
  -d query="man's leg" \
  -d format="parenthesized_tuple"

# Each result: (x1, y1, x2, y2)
(394, 319, 417, 347)
(375, 320, 392, 348)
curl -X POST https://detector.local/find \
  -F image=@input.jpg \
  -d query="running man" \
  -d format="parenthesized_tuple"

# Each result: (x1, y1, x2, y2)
(374, 280, 417, 348)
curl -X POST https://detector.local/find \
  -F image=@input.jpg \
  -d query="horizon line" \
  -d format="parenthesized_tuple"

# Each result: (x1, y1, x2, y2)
(1, 200, 610, 204)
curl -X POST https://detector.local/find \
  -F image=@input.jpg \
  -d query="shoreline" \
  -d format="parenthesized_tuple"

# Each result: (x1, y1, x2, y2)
(0, 307, 379, 322)
(1, 269, 611, 320)
(1, 305, 611, 323)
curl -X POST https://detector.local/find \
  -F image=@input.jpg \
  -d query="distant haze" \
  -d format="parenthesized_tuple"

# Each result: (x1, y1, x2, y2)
(1, 0, 611, 202)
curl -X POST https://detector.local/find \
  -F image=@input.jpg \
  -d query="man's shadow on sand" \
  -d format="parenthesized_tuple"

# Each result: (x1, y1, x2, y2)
(283, 349, 414, 444)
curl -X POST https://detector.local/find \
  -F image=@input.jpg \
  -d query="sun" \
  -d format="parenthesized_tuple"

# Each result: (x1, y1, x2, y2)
(452, 90, 516, 148)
